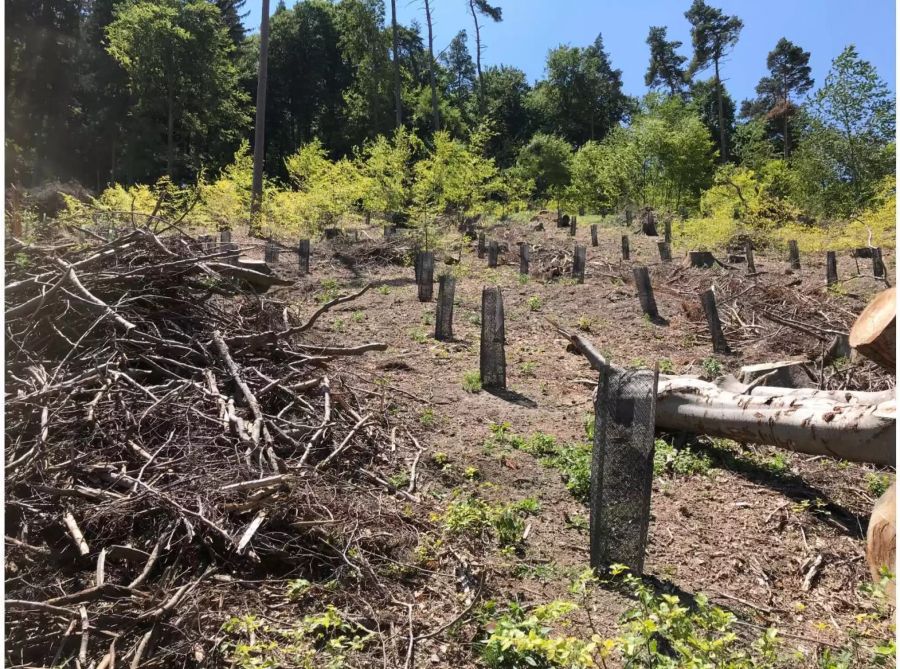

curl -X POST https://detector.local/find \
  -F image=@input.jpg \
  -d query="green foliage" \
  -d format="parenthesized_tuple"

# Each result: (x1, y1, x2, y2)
(654, 439, 712, 477)
(481, 600, 599, 669)
(516, 133, 574, 206)
(527, 296, 544, 311)
(701, 357, 723, 379)
(866, 472, 893, 498)
(463, 370, 483, 393)
(442, 496, 538, 546)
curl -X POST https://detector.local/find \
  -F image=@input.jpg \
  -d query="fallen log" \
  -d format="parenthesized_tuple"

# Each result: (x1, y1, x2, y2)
(556, 327, 895, 466)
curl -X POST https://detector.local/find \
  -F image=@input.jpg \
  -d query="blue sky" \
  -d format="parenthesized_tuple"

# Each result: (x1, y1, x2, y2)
(245, 1, 896, 104)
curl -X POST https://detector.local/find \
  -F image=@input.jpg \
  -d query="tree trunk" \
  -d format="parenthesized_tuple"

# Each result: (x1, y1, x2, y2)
(166, 86, 174, 179)
(469, 0, 484, 114)
(250, 0, 271, 224)
(867, 482, 895, 601)
(849, 287, 896, 371)
(391, 0, 402, 127)
(424, 0, 439, 132)
(714, 56, 727, 162)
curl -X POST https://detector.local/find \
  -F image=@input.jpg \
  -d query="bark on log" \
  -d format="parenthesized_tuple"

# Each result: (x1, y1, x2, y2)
(866, 482, 896, 600)
(558, 328, 896, 466)
(849, 287, 895, 371)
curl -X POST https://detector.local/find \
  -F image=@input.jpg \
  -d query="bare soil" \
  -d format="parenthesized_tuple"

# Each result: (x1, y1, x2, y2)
(252, 217, 894, 667)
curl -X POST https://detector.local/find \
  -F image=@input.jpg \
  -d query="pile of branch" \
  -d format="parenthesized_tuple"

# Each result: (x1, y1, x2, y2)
(4, 224, 437, 666)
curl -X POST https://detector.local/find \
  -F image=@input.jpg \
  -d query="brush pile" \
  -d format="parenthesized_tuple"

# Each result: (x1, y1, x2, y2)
(4, 223, 440, 667)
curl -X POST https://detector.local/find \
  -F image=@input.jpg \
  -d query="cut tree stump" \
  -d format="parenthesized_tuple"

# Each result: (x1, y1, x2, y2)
(480, 287, 506, 389)
(573, 245, 586, 284)
(591, 224, 598, 247)
(477, 233, 486, 259)
(487, 241, 499, 268)
(873, 247, 886, 278)
(640, 208, 658, 236)
(621, 235, 630, 261)
(689, 251, 715, 268)
(739, 361, 816, 389)
(417, 252, 434, 302)
(826, 251, 838, 286)
(297, 239, 310, 275)
(633, 267, 659, 320)
(569, 215, 577, 236)
(867, 482, 896, 601)
(849, 287, 896, 371)
(657, 242, 672, 262)
(700, 289, 730, 354)
(745, 241, 756, 274)
(788, 240, 801, 270)
(435, 274, 455, 341)
(519, 243, 530, 276)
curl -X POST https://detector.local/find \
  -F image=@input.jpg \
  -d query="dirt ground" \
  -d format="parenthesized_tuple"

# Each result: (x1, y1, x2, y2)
(250, 216, 894, 667)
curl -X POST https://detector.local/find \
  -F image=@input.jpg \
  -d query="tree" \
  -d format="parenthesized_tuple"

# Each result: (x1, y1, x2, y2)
(754, 38, 813, 158)
(251, 0, 272, 222)
(689, 77, 735, 162)
(441, 30, 477, 111)
(792, 45, 895, 217)
(685, 0, 743, 161)
(467, 0, 502, 113)
(106, 0, 250, 181)
(478, 66, 532, 166)
(516, 133, 573, 215)
(644, 26, 687, 96)
(529, 35, 630, 145)
(214, 0, 248, 47)
(423, 0, 440, 131)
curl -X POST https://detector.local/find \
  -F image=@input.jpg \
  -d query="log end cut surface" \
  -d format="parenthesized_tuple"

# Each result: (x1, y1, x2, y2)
(849, 287, 896, 371)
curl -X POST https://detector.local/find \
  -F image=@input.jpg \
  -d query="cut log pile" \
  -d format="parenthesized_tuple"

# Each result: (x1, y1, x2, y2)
(4, 225, 438, 666)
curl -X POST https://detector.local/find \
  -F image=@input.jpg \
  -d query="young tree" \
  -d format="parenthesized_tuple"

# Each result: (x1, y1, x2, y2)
(644, 26, 687, 96)
(478, 66, 532, 166)
(423, 0, 440, 131)
(684, 0, 743, 161)
(106, 0, 250, 180)
(754, 38, 813, 158)
(467, 0, 502, 113)
(251, 0, 272, 221)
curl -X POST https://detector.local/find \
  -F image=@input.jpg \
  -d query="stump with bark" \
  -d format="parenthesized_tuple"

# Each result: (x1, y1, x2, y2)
(849, 287, 896, 371)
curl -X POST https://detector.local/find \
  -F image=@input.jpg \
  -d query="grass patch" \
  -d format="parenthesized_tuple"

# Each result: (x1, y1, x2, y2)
(462, 370, 482, 393)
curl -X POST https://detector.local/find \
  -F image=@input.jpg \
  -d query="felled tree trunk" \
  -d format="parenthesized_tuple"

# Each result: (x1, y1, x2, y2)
(867, 482, 895, 600)
(558, 328, 896, 466)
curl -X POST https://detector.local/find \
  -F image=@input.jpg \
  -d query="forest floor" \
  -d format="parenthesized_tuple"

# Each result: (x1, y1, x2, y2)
(246, 215, 894, 667)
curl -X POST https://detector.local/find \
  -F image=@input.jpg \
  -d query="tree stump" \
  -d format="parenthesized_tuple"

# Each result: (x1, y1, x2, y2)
(700, 289, 731, 354)
(873, 247, 886, 278)
(826, 251, 838, 286)
(745, 241, 756, 274)
(621, 235, 630, 261)
(572, 245, 586, 284)
(417, 251, 435, 302)
(633, 266, 659, 319)
(569, 215, 577, 236)
(264, 240, 279, 263)
(435, 274, 456, 341)
(519, 243, 530, 276)
(219, 229, 232, 244)
(297, 239, 310, 275)
(590, 366, 657, 574)
(480, 287, 506, 389)
(640, 208, 658, 236)
(788, 240, 800, 270)
(849, 287, 896, 371)
(477, 232, 486, 259)
(688, 251, 715, 268)
(591, 224, 599, 247)
(657, 242, 672, 262)
(487, 241, 499, 268)
(663, 218, 672, 243)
